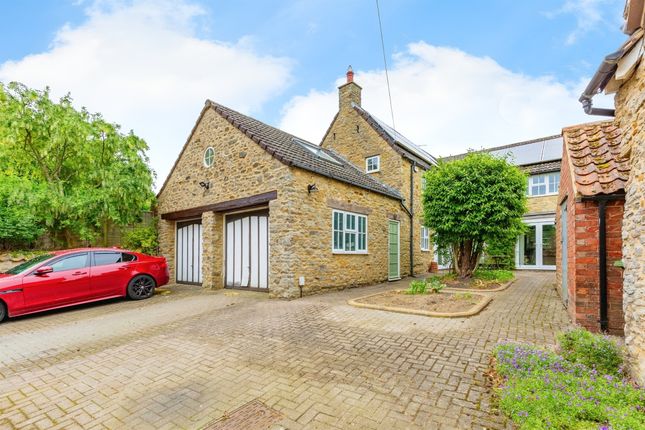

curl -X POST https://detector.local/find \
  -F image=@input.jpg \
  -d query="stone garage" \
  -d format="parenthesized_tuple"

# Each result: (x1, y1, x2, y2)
(156, 70, 436, 298)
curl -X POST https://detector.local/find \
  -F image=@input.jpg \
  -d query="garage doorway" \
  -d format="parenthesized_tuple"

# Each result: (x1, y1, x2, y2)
(176, 219, 202, 285)
(225, 210, 269, 290)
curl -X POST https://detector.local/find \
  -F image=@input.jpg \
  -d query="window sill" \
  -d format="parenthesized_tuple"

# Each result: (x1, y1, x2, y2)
(333, 251, 369, 255)
(366, 170, 380, 174)
(420, 249, 430, 252)
(527, 192, 558, 198)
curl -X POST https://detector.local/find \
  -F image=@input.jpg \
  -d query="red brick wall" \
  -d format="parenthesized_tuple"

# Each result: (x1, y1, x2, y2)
(605, 200, 624, 334)
(556, 148, 624, 334)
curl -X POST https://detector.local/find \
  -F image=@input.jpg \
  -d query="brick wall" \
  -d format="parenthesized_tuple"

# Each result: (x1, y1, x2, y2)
(557, 144, 625, 334)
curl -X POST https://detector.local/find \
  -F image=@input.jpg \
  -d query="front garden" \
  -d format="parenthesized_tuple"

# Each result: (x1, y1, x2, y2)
(490, 328, 645, 429)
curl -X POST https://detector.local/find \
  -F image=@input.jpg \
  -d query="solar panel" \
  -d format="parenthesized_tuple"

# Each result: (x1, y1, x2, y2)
(487, 136, 563, 166)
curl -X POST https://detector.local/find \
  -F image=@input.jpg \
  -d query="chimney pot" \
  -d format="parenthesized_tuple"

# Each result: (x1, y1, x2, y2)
(346, 65, 354, 83)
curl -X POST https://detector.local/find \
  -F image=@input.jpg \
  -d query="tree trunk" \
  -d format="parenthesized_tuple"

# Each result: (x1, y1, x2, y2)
(454, 239, 482, 279)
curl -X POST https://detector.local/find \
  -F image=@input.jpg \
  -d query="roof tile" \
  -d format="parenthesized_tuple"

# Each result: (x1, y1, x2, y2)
(208, 101, 403, 200)
(562, 121, 629, 196)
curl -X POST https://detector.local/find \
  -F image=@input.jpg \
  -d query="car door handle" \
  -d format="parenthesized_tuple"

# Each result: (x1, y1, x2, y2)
(72, 271, 87, 276)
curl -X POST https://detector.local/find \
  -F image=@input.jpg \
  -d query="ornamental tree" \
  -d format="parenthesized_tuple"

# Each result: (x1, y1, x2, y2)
(422, 153, 527, 278)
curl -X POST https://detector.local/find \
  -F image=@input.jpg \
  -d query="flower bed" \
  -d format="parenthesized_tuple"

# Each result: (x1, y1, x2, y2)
(490, 329, 645, 429)
(430, 269, 515, 291)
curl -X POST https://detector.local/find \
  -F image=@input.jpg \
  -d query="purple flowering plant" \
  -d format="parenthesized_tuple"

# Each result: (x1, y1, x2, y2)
(493, 335, 645, 429)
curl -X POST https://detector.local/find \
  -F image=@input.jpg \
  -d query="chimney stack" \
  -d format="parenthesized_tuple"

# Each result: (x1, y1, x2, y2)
(338, 65, 362, 110)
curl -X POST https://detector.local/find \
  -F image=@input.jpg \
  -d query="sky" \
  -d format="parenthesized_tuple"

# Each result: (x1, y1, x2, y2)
(0, 0, 627, 190)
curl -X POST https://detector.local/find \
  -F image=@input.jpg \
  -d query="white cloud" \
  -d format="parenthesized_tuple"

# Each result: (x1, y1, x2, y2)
(546, 0, 623, 45)
(279, 42, 615, 158)
(0, 0, 292, 190)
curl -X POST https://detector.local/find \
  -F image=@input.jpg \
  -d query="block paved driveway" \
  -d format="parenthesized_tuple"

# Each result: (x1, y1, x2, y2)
(0, 272, 570, 430)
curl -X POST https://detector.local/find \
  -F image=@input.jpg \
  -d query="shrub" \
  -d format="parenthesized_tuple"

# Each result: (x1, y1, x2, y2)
(405, 280, 427, 295)
(122, 225, 158, 255)
(427, 278, 445, 293)
(557, 328, 624, 376)
(493, 341, 645, 430)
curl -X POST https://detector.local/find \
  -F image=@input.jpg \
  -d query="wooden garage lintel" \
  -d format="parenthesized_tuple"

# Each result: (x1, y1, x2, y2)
(161, 190, 278, 220)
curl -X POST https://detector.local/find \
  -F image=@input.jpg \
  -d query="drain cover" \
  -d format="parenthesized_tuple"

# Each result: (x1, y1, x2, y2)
(203, 400, 283, 430)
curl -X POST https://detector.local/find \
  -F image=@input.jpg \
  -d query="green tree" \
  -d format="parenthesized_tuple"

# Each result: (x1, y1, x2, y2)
(422, 153, 527, 278)
(0, 174, 45, 248)
(0, 82, 155, 247)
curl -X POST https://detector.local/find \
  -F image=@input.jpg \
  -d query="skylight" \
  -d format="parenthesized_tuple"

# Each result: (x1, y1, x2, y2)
(292, 138, 342, 165)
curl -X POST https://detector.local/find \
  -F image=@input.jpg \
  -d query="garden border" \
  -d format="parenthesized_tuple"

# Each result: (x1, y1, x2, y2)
(347, 290, 493, 318)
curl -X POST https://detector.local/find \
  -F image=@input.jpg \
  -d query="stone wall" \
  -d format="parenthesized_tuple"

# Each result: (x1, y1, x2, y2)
(526, 194, 558, 215)
(157, 106, 293, 287)
(157, 103, 432, 299)
(321, 82, 433, 275)
(286, 168, 420, 296)
(615, 56, 645, 383)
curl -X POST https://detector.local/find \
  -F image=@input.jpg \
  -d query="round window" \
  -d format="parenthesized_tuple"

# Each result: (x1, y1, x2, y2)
(203, 147, 215, 167)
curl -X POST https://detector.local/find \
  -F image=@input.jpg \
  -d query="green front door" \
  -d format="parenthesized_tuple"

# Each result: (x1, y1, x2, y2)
(388, 220, 400, 280)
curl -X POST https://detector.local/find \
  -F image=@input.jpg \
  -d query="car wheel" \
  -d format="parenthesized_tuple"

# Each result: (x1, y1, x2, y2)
(0, 301, 6, 322)
(127, 275, 156, 300)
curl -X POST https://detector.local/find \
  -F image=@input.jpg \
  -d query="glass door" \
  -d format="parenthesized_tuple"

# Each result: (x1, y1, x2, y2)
(516, 220, 556, 270)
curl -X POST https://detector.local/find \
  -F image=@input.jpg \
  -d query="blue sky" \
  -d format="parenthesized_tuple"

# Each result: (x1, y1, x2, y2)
(0, 0, 627, 188)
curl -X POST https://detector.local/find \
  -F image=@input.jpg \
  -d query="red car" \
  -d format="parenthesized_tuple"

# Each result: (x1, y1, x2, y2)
(0, 248, 169, 321)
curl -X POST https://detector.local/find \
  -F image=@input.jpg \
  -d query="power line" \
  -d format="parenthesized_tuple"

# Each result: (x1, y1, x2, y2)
(376, 0, 396, 130)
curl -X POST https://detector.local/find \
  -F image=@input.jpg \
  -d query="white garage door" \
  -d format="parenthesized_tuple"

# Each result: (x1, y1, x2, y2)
(176, 220, 202, 284)
(225, 210, 269, 289)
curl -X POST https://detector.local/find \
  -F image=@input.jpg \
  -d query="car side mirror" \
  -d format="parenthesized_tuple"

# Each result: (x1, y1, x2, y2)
(34, 266, 53, 276)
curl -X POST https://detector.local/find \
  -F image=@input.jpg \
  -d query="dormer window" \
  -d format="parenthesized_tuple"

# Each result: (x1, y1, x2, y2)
(366, 155, 380, 173)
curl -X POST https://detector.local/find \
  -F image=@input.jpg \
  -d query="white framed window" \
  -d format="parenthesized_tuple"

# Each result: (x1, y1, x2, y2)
(203, 147, 215, 167)
(421, 176, 427, 190)
(365, 155, 380, 173)
(527, 172, 559, 196)
(420, 226, 430, 251)
(332, 210, 367, 253)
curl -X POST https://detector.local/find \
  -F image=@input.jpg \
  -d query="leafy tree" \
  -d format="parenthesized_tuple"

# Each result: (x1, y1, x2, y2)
(0, 174, 45, 248)
(0, 82, 155, 247)
(422, 153, 527, 278)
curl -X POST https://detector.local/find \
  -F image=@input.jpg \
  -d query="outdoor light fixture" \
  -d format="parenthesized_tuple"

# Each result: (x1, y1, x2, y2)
(307, 184, 318, 193)
(199, 181, 210, 190)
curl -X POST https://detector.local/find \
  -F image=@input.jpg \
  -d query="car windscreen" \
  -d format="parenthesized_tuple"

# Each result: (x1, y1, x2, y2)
(4, 254, 54, 275)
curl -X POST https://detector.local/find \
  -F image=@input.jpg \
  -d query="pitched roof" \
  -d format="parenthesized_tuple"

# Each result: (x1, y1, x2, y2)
(352, 104, 438, 169)
(441, 135, 563, 168)
(523, 160, 562, 175)
(562, 121, 629, 196)
(207, 101, 402, 200)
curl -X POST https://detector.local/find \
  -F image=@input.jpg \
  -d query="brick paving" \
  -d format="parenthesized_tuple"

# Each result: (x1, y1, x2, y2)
(0, 272, 570, 429)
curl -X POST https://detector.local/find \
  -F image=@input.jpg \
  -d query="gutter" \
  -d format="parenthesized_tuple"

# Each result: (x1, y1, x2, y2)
(578, 49, 623, 117)
(580, 193, 625, 332)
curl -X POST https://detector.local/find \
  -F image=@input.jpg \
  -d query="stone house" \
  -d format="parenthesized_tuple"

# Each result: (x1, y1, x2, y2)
(556, 122, 628, 335)
(157, 69, 436, 298)
(575, 0, 644, 382)
(442, 135, 563, 270)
